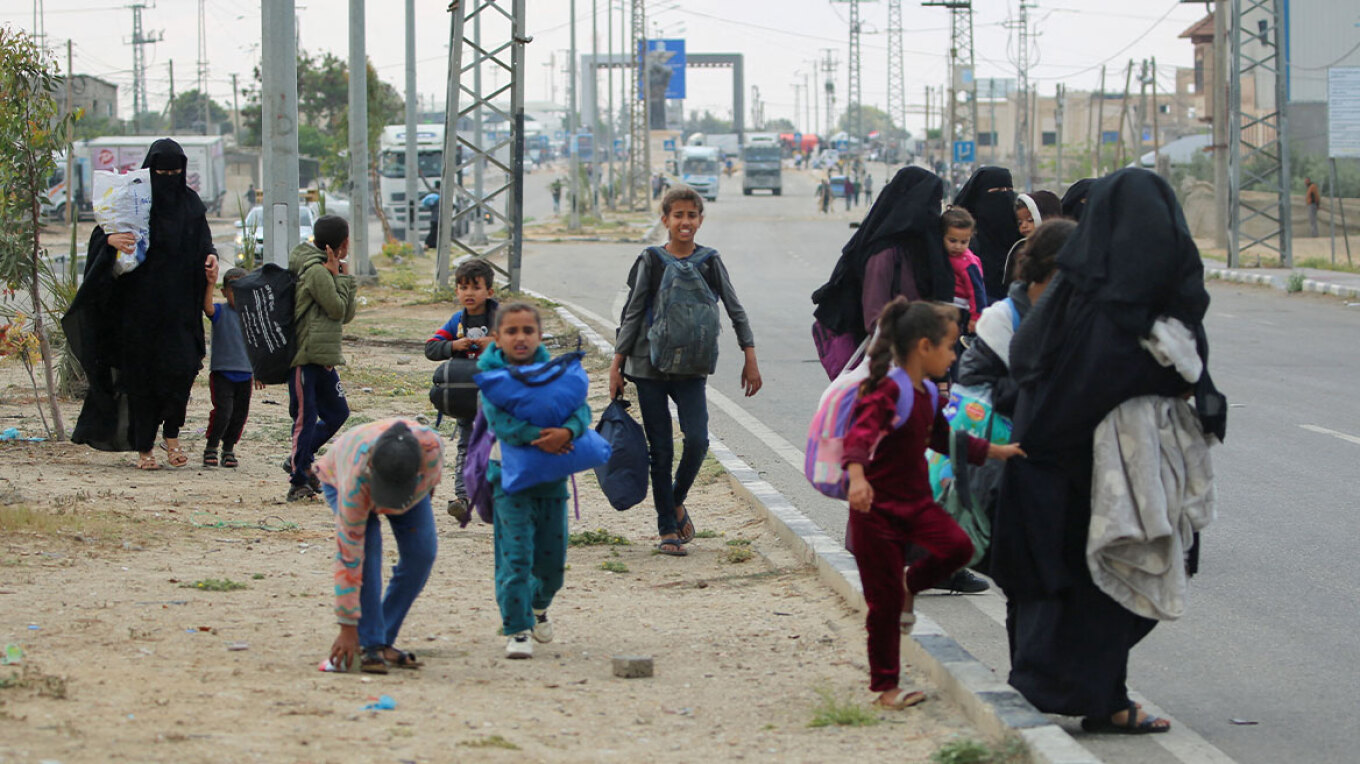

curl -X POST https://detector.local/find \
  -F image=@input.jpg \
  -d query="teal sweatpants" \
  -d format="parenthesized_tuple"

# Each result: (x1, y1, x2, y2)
(492, 486, 568, 635)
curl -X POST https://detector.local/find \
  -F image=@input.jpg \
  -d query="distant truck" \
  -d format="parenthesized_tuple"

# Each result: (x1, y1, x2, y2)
(83, 135, 228, 215)
(741, 137, 782, 196)
(41, 152, 93, 222)
(679, 146, 722, 202)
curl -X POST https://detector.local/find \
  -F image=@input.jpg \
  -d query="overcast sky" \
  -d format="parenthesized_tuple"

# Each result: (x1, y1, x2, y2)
(2, 0, 1211, 136)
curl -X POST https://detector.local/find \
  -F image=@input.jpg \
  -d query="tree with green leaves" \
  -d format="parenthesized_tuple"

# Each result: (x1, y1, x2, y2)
(838, 104, 904, 140)
(168, 89, 232, 134)
(0, 26, 77, 439)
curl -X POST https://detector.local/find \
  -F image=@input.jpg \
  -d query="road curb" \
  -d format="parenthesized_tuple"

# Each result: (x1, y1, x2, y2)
(538, 291, 1101, 764)
(1205, 266, 1360, 299)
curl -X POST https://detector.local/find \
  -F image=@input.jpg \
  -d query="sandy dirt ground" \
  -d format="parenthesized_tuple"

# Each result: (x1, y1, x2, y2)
(0, 266, 981, 762)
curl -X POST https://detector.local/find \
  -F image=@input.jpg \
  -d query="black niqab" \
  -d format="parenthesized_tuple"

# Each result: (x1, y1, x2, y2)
(812, 166, 953, 334)
(1060, 178, 1095, 220)
(953, 166, 1022, 301)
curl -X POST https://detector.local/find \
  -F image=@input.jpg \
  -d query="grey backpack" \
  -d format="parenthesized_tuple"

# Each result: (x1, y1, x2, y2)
(646, 247, 722, 375)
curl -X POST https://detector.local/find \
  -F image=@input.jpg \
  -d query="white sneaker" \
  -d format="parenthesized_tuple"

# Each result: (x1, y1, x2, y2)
(505, 631, 533, 659)
(532, 609, 554, 644)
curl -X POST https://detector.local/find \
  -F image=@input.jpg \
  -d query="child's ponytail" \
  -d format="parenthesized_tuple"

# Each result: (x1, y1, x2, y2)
(860, 297, 911, 396)
(859, 297, 957, 396)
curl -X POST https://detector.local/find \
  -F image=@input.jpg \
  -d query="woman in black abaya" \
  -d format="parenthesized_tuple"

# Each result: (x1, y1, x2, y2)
(990, 168, 1226, 733)
(65, 138, 218, 469)
(952, 166, 1022, 302)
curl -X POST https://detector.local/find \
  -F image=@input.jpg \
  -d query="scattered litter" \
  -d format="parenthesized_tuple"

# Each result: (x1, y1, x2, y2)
(319, 658, 350, 673)
(2, 644, 23, 665)
(261, 399, 280, 405)
(226, 642, 249, 651)
(0, 427, 45, 442)
(773, 611, 793, 616)
(27, 624, 39, 630)
(362, 694, 396, 711)
(190, 513, 299, 532)
(361, 387, 374, 393)
(1229, 403, 1246, 408)
(1229, 718, 1259, 726)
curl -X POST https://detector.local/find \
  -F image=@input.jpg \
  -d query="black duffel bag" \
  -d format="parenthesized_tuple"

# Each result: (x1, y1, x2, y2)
(429, 357, 481, 421)
(230, 263, 297, 385)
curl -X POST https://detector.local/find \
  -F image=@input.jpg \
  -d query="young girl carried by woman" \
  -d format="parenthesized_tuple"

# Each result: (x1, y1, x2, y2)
(842, 298, 1025, 709)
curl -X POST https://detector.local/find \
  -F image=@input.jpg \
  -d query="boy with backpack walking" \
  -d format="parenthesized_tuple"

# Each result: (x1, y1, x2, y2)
(201, 265, 264, 468)
(610, 185, 763, 556)
(425, 258, 499, 521)
(286, 215, 357, 502)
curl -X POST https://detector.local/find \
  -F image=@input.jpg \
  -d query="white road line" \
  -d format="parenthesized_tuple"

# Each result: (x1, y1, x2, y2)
(548, 288, 1237, 764)
(1300, 424, 1360, 447)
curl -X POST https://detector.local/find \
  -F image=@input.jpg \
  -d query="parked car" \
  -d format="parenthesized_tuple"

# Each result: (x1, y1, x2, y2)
(234, 205, 316, 265)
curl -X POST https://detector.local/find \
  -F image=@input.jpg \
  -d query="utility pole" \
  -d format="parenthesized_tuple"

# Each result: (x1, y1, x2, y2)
(568, 0, 580, 230)
(847, 0, 863, 148)
(793, 77, 802, 131)
(626, 0, 648, 210)
(1092, 65, 1106, 176)
(924, 1, 977, 186)
(1136, 58, 1150, 162)
(127, 3, 160, 135)
(1116, 59, 1133, 167)
(1228, 0, 1291, 267)
(1212, 0, 1229, 250)
(1151, 56, 1161, 173)
(989, 79, 997, 161)
(166, 60, 175, 122)
(403, 0, 419, 249)
(231, 73, 241, 139)
(197, 0, 209, 134)
(591, 0, 599, 217)
(887, 0, 907, 151)
(471, 10, 488, 245)
(65, 39, 77, 271)
(607, 0, 615, 210)
(1008, 1, 1035, 192)
(821, 49, 838, 136)
(436, 0, 529, 289)
(261, 0, 300, 267)
(924, 85, 932, 169)
(348, 0, 370, 278)
(1054, 82, 1064, 186)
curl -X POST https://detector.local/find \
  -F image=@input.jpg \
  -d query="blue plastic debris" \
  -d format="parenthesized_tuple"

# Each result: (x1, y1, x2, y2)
(361, 694, 396, 711)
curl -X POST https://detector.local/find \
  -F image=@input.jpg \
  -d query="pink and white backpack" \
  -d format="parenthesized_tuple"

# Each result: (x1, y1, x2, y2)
(804, 341, 937, 499)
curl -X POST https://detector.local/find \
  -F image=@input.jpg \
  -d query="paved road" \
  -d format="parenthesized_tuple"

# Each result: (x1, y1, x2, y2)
(520, 168, 1360, 763)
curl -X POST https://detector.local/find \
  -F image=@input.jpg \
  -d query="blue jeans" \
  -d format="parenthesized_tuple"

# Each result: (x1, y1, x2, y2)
(492, 486, 568, 635)
(289, 364, 349, 486)
(323, 484, 437, 650)
(631, 376, 709, 537)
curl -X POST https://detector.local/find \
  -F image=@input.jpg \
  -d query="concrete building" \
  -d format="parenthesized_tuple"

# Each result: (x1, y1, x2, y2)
(53, 75, 119, 123)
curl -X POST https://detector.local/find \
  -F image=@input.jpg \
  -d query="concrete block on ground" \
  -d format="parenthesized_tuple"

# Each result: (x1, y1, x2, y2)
(611, 655, 654, 678)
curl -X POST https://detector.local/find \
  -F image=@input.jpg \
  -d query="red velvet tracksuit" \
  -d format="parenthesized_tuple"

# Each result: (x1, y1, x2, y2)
(843, 374, 989, 692)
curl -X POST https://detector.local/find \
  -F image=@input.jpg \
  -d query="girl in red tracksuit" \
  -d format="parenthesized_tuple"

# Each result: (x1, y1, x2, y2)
(843, 297, 1025, 710)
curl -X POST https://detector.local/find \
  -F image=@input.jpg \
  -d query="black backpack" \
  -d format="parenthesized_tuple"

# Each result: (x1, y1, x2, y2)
(428, 358, 481, 421)
(230, 263, 298, 385)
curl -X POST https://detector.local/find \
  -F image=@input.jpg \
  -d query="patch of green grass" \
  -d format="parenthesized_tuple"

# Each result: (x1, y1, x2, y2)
(931, 736, 1028, 764)
(569, 528, 631, 546)
(0, 505, 140, 545)
(458, 734, 520, 750)
(1296, 257, 1360, 274)
(808, 686, 880, 728)
(723, 546, 755, 564)
(692, 529, 721, 539)
(181, 578, 248, 592)
(251, 573, 266, 580)
(725, 538, 751, 546)
(599, 560, 629, 573)
(1287, 271, 1306, 293)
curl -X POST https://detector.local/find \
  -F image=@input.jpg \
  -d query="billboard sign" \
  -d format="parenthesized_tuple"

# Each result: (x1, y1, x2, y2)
(1328, 67, 1360, 158)
(638, 38, 686, 100)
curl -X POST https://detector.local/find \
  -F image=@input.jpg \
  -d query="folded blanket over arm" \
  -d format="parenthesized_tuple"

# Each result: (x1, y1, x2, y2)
(1088, 395, 1216, 620)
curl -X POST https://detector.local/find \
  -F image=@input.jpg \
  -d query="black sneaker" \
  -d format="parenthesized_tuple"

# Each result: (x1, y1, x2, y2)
(286, 483, 317, 503)
(447, 498, 470, 524)
(932, 569, 990, 595)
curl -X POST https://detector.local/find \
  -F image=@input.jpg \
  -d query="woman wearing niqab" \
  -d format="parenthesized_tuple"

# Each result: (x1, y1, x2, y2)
(64, 138, 218, 469)
(1060, 178, 1096, 221)
(952, 166, 1022, 302)
(812, 166, 954, 339)
(990, 168, 1226, 733)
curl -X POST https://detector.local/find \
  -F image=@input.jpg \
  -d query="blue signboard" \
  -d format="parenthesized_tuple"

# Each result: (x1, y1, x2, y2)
(637, 38, 686, 100)
(952, 140, 976, 164)
(553, 130, 565, 141)
(793, 132, 802, 146)
(1101, 130, 1120, 144)
(663, 138, 677, 152)
(575, 133, 594, 162)
(835, 139, 849, 151)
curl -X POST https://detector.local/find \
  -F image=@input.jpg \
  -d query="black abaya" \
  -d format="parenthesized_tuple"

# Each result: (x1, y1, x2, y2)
(991, 168, 1226, 718)
(66, 138, 214, 453)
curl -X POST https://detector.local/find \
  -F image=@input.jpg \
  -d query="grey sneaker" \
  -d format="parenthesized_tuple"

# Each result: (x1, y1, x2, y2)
(532, 609, 553, 644)
(447, 498, 470, 524)
(505, 631, 533, 659)
(286, 483, 317, 503)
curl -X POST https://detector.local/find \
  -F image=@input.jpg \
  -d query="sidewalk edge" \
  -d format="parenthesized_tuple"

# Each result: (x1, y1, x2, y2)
(1204, 266, 1360, 299)
(537, 291, 1102, 764)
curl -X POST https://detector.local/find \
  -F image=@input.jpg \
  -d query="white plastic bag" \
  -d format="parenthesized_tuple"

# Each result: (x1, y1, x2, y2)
(92, 169, 152, 276)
